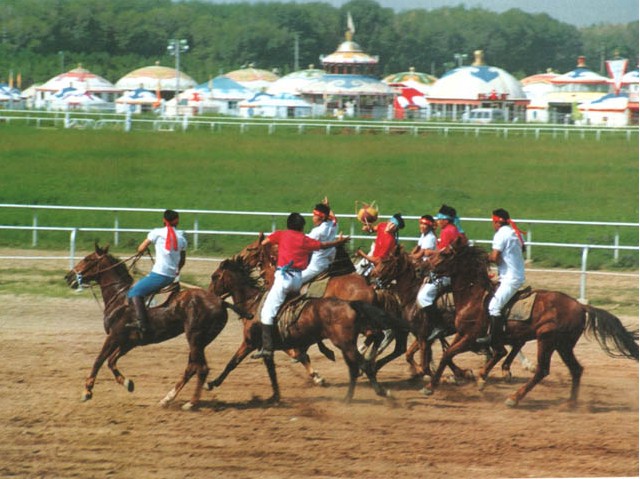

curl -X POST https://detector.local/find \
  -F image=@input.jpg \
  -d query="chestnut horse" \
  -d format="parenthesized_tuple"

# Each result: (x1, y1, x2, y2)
(206, 255, 403, 403)
(233, 234, 408, 372)
(65, 244, 250, 409)
(424, 238, 638, 408)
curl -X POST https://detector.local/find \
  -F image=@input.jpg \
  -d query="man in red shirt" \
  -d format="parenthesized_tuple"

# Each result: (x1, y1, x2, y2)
(356, 213, 405, 276)
(252, 212, 349, 359)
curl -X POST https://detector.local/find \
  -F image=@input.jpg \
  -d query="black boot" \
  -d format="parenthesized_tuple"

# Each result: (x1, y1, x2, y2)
(252, 324, 275, 359)
(126, 296, 151, 335)
(424, 305, 445, 342)
(477, 315, 504, 346)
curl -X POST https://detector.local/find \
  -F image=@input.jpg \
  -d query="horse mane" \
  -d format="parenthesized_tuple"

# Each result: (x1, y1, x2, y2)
(105, 253, 134, 286)
(224, 255, 264, 290)
(449, 244, 493, 291)
(374, 246, 416, 286)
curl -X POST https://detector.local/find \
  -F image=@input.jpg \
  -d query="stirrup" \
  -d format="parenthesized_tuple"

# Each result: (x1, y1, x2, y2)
(476, 334, 492, 345)
(426, 326, 444, 343)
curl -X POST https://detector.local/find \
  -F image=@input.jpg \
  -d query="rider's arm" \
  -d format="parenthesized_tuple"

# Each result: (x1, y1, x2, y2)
(136, 238, 152, 254)
(178, 251, 186, 272)
(488, 249, 501, 264)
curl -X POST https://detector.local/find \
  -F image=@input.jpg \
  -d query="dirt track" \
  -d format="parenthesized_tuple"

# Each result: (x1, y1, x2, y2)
(0, 253, 638, 478)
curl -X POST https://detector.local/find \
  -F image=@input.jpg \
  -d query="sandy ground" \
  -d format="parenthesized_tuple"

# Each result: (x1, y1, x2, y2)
(0, 250, 638, 479)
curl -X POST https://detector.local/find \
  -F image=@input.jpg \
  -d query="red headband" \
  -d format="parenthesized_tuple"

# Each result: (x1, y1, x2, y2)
(163, 218, 179, 251)
(313, 209, 328, 220)
(419, 218, 433, 226)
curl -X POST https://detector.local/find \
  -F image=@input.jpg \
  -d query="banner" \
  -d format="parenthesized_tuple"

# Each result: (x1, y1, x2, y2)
(606, 59, 628, 95)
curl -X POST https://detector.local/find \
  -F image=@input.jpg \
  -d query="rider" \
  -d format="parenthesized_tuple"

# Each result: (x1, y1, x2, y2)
(300, 200, 338, 284)
(410, 214, 437, 262)
(127, 209, 187, 336)
(476, 208, 526, 347)
(252, 212, 350, 359)
(416, 204, 465, 340)
(355, 213, 405, 276)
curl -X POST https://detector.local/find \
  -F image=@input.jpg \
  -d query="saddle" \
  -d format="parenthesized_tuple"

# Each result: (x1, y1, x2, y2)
(148, 282, 181, 309)
(503, 286, 537, 322)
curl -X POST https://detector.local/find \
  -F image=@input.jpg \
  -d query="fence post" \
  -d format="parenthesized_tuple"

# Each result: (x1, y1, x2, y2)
(526, 228, 532, 262)
(271, 215, 277, 232)
(578, 246, 589, 304)
(114, 213, 119, 246)
(69, 228, 78, 270)
(614, 229, 619, 262)
(193, 216, 199, 251)
(32, 213, 38, 247)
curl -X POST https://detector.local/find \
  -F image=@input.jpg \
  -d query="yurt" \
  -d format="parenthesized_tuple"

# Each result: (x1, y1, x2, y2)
(115, 87, 159, 113)
(224, 65, 279, 92)
(115, 63, 197, 100)
(383, 67, 437, 95)
(35, 65, 120, 108)
(266, 67, 325, 96)
(427, 50, 528, 121)
(522, 70, 559, 123)
(48, 86, 108, 111)
(170, 76, 254, 116)
(238, 92, 313, 118)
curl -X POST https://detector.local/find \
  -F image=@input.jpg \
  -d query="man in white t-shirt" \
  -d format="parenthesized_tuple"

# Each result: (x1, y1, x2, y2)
(410, 214, 437, 262)
(300, 202, 338, 284)
(477, 208, 526, 347)
(127, 209, 187, 336)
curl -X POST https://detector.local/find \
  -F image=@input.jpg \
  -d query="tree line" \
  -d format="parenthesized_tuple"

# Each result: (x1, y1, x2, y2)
(0, 0, 637, 88)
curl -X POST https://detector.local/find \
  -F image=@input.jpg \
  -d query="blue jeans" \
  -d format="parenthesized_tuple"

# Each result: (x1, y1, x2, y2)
(127, 272, 174, 298)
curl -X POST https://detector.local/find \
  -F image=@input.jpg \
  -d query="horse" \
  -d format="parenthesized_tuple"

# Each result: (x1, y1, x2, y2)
(233, 234, 409, 372)
(371, 246, 535, 381)
(206, 255, 402, 403)
(423, 238, 638, 408)
(65, 243, 250, 410)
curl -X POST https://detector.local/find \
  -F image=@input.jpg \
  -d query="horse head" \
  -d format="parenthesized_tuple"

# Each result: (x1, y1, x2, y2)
(209, 256, 265, 304)
(65, 242, 132, 289)
(371, 246, 412, 287)
(427, 238, 492, 289)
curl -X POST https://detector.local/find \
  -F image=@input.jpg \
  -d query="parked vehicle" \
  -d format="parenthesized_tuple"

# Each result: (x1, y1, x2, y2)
(463, 108, 506, 123)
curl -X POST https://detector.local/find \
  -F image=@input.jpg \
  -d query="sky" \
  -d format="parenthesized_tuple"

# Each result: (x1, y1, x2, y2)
(200, 0, 639, 27)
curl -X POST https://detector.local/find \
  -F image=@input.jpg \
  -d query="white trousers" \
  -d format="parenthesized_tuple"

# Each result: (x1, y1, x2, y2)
(261, 270, 302, 325)
(300, 257, 331, 284)
(416, 276, 451, 308)
(488, 277, 525, 316)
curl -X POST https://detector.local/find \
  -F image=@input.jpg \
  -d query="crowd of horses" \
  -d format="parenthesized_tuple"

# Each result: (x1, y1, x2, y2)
(65, 236, 639, 411)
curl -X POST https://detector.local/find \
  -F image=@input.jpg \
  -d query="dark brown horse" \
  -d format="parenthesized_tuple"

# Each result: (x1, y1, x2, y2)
(206, 255, 403, 403)
(233, 234, 408, 371)
(65, 244, 250, 409)
(424, 238, 638, 407)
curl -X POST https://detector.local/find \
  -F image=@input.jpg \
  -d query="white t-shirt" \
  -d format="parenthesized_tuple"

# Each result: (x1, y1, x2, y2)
(492, 225, 525, 282)
(148, 226, 187, 277)
(418, 231, 437, 251)
(307, 220, 337, 265)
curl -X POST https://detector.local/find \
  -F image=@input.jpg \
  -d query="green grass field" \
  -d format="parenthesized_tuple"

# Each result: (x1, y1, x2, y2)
(0, 124, 637, 269)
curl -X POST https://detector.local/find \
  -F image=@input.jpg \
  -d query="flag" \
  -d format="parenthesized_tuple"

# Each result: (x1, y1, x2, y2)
(153, 78, 161, 108)
(8, 70, 13, 89)
(606, 59, 628, 95)
(16, 72, 21, 89)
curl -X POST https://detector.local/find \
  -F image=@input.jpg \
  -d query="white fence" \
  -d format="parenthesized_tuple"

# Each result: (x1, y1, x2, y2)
(1, 203, 638, 303)
(0, 109, 638, 141)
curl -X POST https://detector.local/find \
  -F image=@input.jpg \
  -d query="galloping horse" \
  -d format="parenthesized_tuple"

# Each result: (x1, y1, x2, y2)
(206, 255, 401, 403)
(65, 243, 250, 409)
(424, 238, 638, 407)
(233, 234, 409, 372)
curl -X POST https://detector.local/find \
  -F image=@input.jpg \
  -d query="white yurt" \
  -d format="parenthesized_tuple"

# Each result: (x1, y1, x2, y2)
(521, 70, 559, 123)
(383, 67, 437, 95)
(578, 93, 631, 127)
(427, 50, 528, 121)
(266, 67, 325, 96)
(115, 63, 197, 100)
(238, 92, 313, 118)
(48, 86, 109, 111)
(35, 65, 120, 108)
(115, 87, 160, 113)
(224, 66, 279, 92)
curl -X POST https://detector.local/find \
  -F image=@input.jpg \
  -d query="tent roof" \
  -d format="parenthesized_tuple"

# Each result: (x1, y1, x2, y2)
(115, 64, 197, 91)
(38, 65, 120, 93)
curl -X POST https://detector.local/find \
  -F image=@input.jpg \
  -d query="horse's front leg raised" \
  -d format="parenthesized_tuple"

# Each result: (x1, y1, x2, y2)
(106, 344, 135, 395)
(82, 336, 120, 401)
(206, 342, 252, 391)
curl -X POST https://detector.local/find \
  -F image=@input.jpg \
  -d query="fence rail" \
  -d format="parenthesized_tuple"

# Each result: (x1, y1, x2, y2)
(1, 109, 638, 140)
(1, 203, 638, 303)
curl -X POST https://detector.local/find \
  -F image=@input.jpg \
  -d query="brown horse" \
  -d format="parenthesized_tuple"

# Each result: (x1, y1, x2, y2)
(206, 255, 401, 403)
(233, 234, 408, 371)
(65, 244, 250, 409)
(424, 238, 638, 407)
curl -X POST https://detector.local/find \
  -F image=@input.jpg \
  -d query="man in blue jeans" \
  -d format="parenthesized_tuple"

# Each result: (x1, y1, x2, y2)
(127, 209, 187, 336)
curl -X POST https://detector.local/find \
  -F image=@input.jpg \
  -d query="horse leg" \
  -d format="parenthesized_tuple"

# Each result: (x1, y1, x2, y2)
(375, 330, 408, 373)
(405, 338, 422, 377)
(556, 343, 584, 409)
(106, 345, 135, 394)
(206, 342, 253, 390)
(476, 345, 508, 390)
(263, 355, 280, 404)
(82, 336, 120, 401)
(285, 348, 327, 386)
(500, 342, 526, 382)
(517, 350, 537, 372)
(160, 346, 209, 411)
(505, 339, 554, 407)
(422, 333, 469, 395)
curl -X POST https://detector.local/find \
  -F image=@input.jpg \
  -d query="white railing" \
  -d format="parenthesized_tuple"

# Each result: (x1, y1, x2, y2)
(0, 110, 638, 140)
(1, 203, 638, 303)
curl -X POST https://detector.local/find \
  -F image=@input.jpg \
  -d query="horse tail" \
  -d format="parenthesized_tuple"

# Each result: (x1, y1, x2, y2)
(222, 300, 254, 320)
(583, 305, 639, 361)
(349, 300, 410, 334)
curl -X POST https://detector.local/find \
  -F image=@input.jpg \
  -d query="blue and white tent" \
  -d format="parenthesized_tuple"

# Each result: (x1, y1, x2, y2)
(171, 76, 254, 115)
(238, 92, 313, 118)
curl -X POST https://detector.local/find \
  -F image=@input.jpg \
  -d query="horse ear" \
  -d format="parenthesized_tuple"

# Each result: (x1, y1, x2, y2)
(258, 232, 265, 243)
(103, 243, 110, 254)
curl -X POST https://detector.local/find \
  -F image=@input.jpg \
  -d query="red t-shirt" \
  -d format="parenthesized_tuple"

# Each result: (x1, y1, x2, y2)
(437, 223, 461, 250)
(268, 229, 323, 269)
(372, 221, 397, 259)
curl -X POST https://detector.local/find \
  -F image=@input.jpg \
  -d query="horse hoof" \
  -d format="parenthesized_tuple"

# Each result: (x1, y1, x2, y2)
(385, 389, 393, 399)
(181, 401, 196, 411)
(477, 378, 486, 391)
(505, 397, 518, 408)
(420, 387, 433, 396)
(422, 376, 432, 385)
(81, 391, 93, 402)
(502, 370, 513, 383)
(124, 379, 134, 393)
(312, 376, 326, 387)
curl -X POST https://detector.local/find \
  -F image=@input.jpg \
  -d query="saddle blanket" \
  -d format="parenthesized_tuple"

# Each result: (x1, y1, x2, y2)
(504, 288, 537, 322)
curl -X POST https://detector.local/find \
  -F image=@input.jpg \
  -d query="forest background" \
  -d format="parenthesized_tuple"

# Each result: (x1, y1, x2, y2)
(0, 0, 638, 89)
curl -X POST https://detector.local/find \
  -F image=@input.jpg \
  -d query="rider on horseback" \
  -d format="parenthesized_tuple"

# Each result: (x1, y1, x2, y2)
(477, 208, 526, 347)
(126, 209, 187, 336)
(252, 212, 350, 359)
(416, 204, 466, 341)
(355, 212, 405, 277)
(300, 200, 338, 284)
(410, 214, 437, 262)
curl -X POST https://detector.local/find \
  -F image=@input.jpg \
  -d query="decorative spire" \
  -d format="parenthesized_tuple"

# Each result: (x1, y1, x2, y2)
(577, 56, 586, 67)
(472, 50, 484, 66)
(346, 12, 355, 41)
